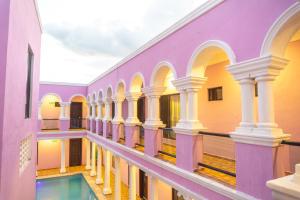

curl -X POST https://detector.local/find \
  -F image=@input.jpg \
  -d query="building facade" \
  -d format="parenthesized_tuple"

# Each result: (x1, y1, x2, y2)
(0, 0, 42, 199)
(2, 0, 300, 199)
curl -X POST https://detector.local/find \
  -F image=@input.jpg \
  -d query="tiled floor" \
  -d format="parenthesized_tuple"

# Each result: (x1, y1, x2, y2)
(37, 166, 141, 200)
(156, 143, 236, 187)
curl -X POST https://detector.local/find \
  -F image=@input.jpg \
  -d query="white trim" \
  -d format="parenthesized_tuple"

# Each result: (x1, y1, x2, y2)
(186, 40, 237, 76)
(87, 132, 256, 200)
(68, 93, 87, 103)
(260, 2, 300, 57)
(150, 61, 177, 87)
(40, 92, 62, 103)
(88, 0, 224, 85)
(40, 81, 88, 87)
(33, 0, 43, 32)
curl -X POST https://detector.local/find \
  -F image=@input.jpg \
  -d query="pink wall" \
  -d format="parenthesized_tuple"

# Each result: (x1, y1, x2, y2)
(0, 0, 42, 199)
(39, 83, 87, 102)
(88, 0, 296, 95)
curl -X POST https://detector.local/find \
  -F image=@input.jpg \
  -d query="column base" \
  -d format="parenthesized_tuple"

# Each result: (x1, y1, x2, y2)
(85, 165, 91, 170)
(96, 178, 103, 185)
(144, 128, 162, 157)
(125, 125, 139, 148)
(174, 121, 205, 131)
(90, 170, 96, 176)
(60, 168, 66, 173)
(103, 187, 112, 195)
(231, 127, 290, 147)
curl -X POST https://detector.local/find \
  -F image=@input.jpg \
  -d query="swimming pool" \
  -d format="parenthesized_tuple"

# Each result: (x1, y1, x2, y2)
(36, 174, 98, 200)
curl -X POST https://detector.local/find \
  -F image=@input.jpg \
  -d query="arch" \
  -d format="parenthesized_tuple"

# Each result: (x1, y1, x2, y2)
(186, 40, 236, 77)
(92, 92, 97, 103)
(130, 72, 145, 93)
(261, 2, 300, 57)
(150, 61, 177, 88)
(105, 85, 113, 98)
(116, 79, 126, 96)
(40, 93, 62, 103)
(98, 89, 104, 102)
(68, 94, 87, 103)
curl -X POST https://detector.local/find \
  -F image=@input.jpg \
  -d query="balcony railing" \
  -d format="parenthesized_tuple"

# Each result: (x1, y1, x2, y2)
(162, 128, 176, 140)
(70, 118, 87, 129)
(41, 119, 59, 131)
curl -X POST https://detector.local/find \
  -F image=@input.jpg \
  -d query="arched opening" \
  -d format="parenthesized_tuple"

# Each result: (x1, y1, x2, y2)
(189, 41, 239, 186)
(129, 73, 145, 147)
(265, 7, 300, 173)
(40, 94, 61, 131)
(151, 62, 178, 160)
(69, 95, 87, 129)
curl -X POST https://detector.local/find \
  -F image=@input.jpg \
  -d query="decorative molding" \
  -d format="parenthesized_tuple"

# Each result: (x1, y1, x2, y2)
(260, 2, 300, 57)
(186, 40, 237, 76)
(142, 86, 166, 97)
(227, 55, 289, 81)
(172, 76, 207, 91)
(88, 0, 224, 85)
(40, 81, 88, 87)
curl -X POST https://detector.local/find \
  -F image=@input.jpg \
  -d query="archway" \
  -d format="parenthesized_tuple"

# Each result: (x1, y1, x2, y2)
(263, 4, 300, 172)
(40, 93, 62, 130)
(188, 40, 239, 163)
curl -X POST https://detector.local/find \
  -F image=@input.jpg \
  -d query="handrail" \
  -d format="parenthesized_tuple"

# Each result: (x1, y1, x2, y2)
(158, 150, 176, 158)
(281, 140, 300, 147)
(135, 143, 144, 147)
(198, 162, 236, 177)
(198, 131, 230, 138)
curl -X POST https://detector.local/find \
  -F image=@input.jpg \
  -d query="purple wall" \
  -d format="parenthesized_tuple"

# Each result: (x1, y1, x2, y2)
(39, 83, 87, 102)
(88, 0, 296, 95)
(0, 0, 42, 199)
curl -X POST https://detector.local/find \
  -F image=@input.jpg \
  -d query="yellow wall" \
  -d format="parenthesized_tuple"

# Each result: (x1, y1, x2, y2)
(275, 40, 300, 140)
(41, 95, 60, 119)
(199, 60, 241, 133)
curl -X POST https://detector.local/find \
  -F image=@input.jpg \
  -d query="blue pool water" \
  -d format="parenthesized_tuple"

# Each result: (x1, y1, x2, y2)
(36, 174, 98, 200)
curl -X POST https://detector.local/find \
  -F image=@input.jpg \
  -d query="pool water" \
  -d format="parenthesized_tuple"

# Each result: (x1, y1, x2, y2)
(36, 174, 98, 200)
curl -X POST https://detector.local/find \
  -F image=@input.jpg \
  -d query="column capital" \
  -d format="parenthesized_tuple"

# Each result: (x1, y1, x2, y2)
(112, 95, 125, 102)
(125, 92, 142, 101)
(172, 76, 207, 91)
(227, 55, 289, 81)
(142, 87, 165, 97)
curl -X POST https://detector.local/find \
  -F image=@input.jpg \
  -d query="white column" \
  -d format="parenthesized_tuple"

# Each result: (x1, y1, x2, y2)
(103, 149, 112, 195)
(239, 78, 256, 128)
(113, 96, 124, 123)
(96, 102, 102, 119)
(114, 156, 121, 200)
(179, 90, 187, 123)
(148, 175, 158, 200)
(38, 102, 42, 120)
(59, 103, 66, 119)
(85, 139, 91, 170)
(256, 76, 277, 128)
(129, 164, 137, 200)
(104, 98, 112, 121)
(87, 103, 91, 118)
(90, 142, 96, 176)
(126, 92, 141, 125)
(96, 145, 103, 184)
(60, 139, 66, 173)
(151, 95, 160, 122)
(91, 102, 96, 119)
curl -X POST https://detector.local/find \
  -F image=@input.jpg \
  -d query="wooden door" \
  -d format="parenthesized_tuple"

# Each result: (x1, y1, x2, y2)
(69, 138, 82, 166)
(70, 102, 82, 129)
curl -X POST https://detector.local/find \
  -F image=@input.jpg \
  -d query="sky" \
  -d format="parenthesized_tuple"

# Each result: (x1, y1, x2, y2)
(38, 0, 208, 84)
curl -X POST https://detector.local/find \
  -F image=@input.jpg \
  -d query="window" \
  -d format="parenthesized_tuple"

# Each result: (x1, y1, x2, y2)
(25, 46, 34, 118)
(160, 94, 180, 128)
(208, 87, 223, 101)
(19, 134, 32, 174)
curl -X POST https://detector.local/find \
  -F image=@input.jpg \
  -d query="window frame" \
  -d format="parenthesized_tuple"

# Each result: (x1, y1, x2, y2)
(25, 46, 34, 119)
(208, 86, 223, 101)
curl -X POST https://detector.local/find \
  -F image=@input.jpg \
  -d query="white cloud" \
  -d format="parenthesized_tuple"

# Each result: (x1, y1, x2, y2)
(38, 0, 208, 84)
